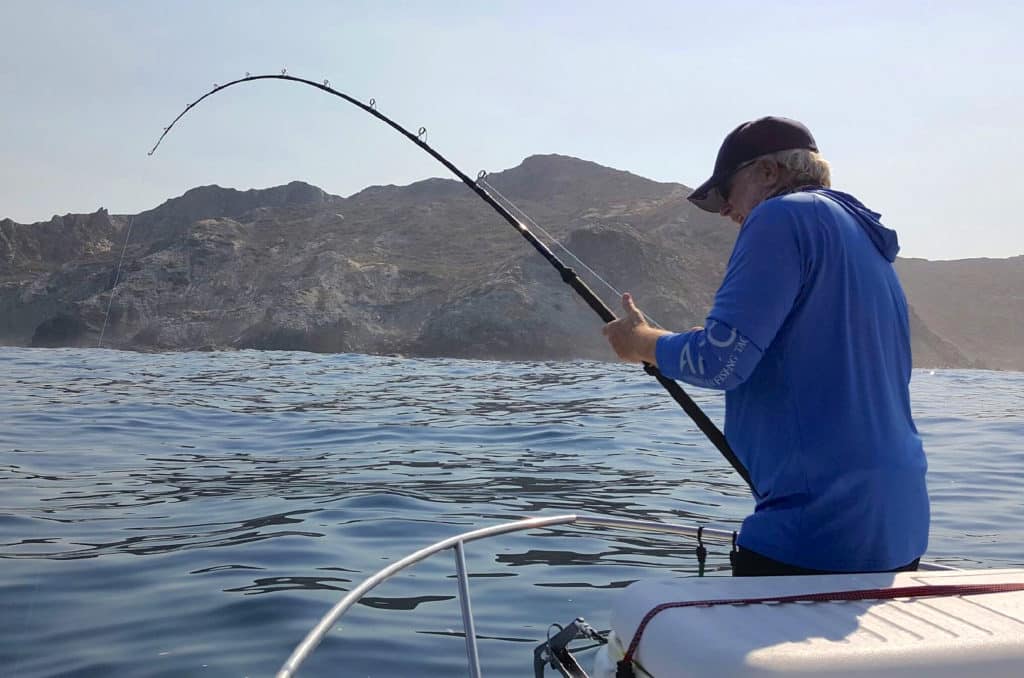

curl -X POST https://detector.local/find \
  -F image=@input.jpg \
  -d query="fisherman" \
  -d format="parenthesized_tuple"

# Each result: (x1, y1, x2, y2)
(602, 117, 929, 576)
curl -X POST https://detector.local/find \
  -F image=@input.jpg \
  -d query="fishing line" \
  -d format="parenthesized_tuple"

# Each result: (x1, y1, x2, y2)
(147, 72, 754, 492)
(477, 175, 666, 330)
(98, 214, 135, 348)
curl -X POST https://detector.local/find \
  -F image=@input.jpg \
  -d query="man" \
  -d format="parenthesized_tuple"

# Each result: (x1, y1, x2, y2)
(602, 117, 929, 576)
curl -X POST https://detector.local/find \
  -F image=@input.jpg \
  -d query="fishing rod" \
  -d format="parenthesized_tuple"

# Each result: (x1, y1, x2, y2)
(149, 72, 755, 493)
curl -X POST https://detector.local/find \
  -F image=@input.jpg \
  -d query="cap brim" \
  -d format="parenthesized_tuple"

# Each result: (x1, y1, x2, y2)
(687, 177, 725, 213)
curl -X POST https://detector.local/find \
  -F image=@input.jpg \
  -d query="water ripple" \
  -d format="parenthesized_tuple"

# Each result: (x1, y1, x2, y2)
(0, 347, 1021, 676)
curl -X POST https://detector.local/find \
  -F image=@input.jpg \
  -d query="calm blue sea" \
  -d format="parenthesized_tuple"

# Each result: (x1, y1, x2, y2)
(1, 347, 1022, 677)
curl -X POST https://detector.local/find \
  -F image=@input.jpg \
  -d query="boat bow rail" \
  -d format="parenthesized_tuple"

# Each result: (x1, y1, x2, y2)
(276, 513, 739, 677)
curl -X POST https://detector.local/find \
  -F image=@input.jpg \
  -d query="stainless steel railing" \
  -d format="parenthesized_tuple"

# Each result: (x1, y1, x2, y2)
(276, 513, 954, 677)
(276, 513, 739, 677)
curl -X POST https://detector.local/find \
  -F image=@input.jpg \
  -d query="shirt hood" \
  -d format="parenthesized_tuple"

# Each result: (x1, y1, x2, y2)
(812, 189, 900, 261)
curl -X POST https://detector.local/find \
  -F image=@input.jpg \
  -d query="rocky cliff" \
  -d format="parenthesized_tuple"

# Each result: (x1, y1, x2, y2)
(1, 156, 1018, 370)
(895, 256, 1023, 371)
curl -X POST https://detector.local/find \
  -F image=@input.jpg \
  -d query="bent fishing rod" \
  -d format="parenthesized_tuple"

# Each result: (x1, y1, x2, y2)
(149, 73, 754, 493)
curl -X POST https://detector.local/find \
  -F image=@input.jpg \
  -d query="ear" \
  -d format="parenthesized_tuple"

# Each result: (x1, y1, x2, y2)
(756, 158, 781, 183)
(754, 158, 787, 194)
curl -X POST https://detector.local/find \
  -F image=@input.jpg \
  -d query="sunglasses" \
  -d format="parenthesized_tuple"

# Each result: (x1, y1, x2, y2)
(719, 159, 758, 203)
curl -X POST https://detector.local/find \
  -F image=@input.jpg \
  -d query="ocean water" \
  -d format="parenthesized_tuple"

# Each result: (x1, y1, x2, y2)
(1, 347, 1021, 677)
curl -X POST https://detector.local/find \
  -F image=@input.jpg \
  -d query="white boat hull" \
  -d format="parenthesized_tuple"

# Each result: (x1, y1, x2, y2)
(596, 568, 1024, 677)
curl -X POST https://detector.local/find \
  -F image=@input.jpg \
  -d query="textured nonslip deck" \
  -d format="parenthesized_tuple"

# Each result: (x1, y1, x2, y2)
(597, 568, 1024, 677)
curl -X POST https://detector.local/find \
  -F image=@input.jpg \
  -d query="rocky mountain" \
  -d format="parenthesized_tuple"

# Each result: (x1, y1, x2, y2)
(895, 257, 1023, 371)
(1, 155, 1019, 370)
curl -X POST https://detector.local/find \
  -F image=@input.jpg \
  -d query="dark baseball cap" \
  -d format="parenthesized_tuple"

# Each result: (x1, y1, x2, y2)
(687, 116, 818, 213)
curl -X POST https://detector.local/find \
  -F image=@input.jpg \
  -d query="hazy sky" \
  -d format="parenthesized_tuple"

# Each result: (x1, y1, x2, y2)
(2, 1, 1021, 260)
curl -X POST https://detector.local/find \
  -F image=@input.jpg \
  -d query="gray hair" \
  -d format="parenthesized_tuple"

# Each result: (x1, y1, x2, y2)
(763, 148, 832, 188)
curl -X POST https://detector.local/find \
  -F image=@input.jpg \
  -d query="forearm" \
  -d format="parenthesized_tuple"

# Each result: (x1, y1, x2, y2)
(654, 319, 763, 390)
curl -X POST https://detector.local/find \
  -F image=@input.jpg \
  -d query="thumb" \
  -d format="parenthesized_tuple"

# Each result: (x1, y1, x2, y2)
(622, 292, 643, 321)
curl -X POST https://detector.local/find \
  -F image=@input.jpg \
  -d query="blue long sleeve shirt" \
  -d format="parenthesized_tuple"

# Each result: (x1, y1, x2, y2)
(656, 188, 929, 571)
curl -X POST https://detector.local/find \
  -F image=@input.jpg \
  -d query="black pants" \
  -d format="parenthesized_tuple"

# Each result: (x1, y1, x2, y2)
(730, 546, 920, 577)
